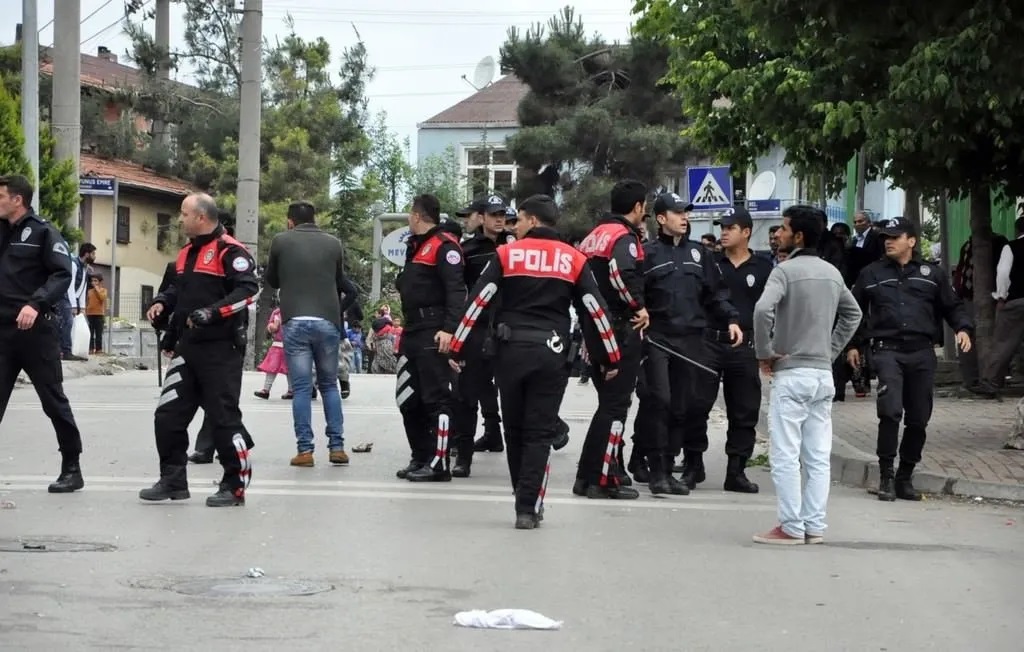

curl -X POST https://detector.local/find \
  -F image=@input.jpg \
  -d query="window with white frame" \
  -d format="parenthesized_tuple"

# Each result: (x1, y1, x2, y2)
(464, 147, 519, 202)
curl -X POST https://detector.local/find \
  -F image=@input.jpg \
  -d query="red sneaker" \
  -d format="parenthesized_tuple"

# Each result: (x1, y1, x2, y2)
(752, 525, 805, 545)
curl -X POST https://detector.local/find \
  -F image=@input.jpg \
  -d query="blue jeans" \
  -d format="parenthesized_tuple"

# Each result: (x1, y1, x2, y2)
(283, 319, 344, 452)
(768, 368, 835, 538)
(351, 348, 363, 373)
(56, 299, 73, 356)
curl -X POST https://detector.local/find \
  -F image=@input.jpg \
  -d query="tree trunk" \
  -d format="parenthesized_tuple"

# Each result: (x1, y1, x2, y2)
(970, 184, 995, 369)
(1007, 396, 1024, 450)
(855, 147, 867, 212)
(818, 175, 827, 209)
(904, 185, 922, 230)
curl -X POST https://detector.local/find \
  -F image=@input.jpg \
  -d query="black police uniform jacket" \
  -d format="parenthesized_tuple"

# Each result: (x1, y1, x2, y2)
(850, 255, 973, 348)
(576, 215, 645, 322)
(395, 222, 467, 336)
(712, 249, 774, 331)
(462, 228, 516, 325)
(0, 211, 72, 323)
(642, 232, 739, 338)
(449, 226, 621, 371)
(153, 225, 259, 348)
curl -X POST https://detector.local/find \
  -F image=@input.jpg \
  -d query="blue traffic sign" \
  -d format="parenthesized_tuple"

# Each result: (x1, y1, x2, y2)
(687, 166, 733, 211)
(747, 199, 781, 213)
(79, 177, 116, 196)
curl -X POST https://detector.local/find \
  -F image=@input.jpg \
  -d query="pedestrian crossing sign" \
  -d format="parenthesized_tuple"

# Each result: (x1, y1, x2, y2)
(687, 166, 734, 211)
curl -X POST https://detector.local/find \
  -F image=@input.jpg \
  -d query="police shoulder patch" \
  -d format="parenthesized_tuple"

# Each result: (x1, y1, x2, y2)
(445, 250, 462, 265)
(691, 247, 701, 263)
(628, 242, 638, 258)
(920, 265, 931, 276)
(505, 234, 516, 244)
(20, 227, 31, 242)
(203, 250, 215, 264)
(53, 242, 69, 257)
(232, 256, 251, 272)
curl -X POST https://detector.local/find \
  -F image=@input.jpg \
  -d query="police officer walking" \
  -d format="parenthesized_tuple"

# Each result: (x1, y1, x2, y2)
(449, 194, 621, 529)
(141, 193, 258, 507)
(849, 217, 973, 502)
(394, 194, 467, 482)
(452, 195, 514, 476)
(640, 193, 741, 494)
(0, 175, 85, 493)
(711, 207, 773, 493)
(573, 180, 650, 499)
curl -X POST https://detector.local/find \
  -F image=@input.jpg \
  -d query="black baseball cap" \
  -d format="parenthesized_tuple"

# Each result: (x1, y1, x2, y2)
(714, 207, 753, 229)
(455, 197, 488, 217)
(653, 192, 694, 215)
(482, 194, 509, 215)
(878, 216, 917, 238)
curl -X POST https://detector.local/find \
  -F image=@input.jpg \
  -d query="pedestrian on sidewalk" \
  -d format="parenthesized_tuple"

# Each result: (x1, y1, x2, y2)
(0, 174, 86, 494)
(265, 201, 356, 467)
(752, 205, 862, 545)
(254, 305, 290, 399)
(848, 217, 973, 502)
(973, 216, 1024, 398)
(85, 274, 108, 354)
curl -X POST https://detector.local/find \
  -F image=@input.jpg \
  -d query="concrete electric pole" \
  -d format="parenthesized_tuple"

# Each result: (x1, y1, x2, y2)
(52, 0, 82, 178)
(236, 0, 263, 368)
(151, 0, 171, 149)
(20, 0, 40, 210)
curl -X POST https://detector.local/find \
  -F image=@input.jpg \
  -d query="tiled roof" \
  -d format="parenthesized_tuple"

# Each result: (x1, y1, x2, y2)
(419, 75, 527, 128)
(80, 154, 195, 196)
(39, 48, 188, 92)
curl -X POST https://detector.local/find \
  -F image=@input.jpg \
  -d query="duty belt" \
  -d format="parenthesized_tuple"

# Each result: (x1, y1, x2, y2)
(412, 306, 444, 321)
(872, 337, 932, 352)
(496, 325, 569, 354)
(704, 328, 753, 345)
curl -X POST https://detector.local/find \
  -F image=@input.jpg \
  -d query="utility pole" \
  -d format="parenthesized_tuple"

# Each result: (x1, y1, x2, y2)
(20, 0, 40, 211)
(151, 0, 171, 148)
(236, 0, 263, 369)
(52, 0, 82, 179)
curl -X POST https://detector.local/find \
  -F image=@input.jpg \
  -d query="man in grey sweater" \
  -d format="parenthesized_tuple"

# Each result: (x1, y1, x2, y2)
(265, 201, 354, 467)
(751, 205, 862, 545)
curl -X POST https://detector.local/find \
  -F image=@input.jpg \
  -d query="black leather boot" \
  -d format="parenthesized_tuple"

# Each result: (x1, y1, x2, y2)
(646, 455, 671, 495)
(723, 456, 760, 493)
(188, 451, 214, 464)
(407, 461, 452, 482)
(877, 461, 896, 501)
(552, 419, 570, 451)
(451, 452, 472, 478)
(396, 460, 423, 479)
(681, 452, 706, 490)
(894, 461, 922, 501)
(585, 483, 640, 500)
(139, 465, 190, 501)
(629, 449, 650, 484)
(48, 459, 85, 493)
(473, 423, 504, 452)
(206, 484, 245, 507)
(514, 513, 536, 530)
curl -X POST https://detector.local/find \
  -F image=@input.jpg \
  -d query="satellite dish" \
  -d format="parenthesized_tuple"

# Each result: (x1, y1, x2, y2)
(470, 56, 496, 89)
(749, 170, 777, 200)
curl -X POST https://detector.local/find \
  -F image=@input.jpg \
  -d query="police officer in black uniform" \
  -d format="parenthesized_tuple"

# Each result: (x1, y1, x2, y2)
(849, 217, 973, 502)
(451, 194, 515, 476)
(0, 175, 85, 493)
(141, 193, 258, 507)
(711, 207, 772, 493)
(450, 194, 621, 529)
(640, 193, 741, 494)
(394, 194, 467, 482)
(573, 180, 650, 500)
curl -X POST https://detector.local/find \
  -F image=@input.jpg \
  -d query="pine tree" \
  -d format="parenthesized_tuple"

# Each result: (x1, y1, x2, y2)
(38, 122, 81, 243)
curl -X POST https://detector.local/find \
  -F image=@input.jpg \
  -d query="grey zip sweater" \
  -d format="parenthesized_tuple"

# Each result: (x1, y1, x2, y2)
(265, 223, 347, 326)
(753, 248, 862, 371)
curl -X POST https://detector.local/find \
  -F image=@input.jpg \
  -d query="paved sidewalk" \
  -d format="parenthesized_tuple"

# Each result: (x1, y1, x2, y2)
(760, 394, 1024, 501)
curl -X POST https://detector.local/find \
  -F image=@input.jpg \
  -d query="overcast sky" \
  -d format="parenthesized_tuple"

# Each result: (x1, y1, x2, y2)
(4, 0, 634, 159)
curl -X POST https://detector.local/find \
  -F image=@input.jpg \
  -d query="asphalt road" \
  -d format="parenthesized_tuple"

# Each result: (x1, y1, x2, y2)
(1, 371, 1021, 651)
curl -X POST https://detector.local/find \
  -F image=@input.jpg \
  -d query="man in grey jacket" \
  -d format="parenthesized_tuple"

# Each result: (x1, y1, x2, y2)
(751, 205, 862, 545)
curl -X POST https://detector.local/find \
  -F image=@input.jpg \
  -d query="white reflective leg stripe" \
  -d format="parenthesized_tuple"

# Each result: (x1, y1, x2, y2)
(429, 414, 450, 469)
(396, 385, 414, 408)
(396, 370, 411, 388)
(535, 463, 551, 514)
(157, 388, 178, 407)
(233, 433, 252, 489)
(600, 420, 624, 487)
(162, 370, 182, 388)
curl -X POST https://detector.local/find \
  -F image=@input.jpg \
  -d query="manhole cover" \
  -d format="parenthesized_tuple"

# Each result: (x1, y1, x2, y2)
(0, 537, 116, 553)
(169, 577, 334, 597)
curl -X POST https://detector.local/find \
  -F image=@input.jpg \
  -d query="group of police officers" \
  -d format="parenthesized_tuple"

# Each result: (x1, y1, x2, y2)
(0, 171, 975, 526)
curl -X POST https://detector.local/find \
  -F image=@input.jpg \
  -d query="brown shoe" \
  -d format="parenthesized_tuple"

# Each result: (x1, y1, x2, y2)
(290, 451, 314, 467)
(752, 525, 805, 545)
(329, 450, 349, 465)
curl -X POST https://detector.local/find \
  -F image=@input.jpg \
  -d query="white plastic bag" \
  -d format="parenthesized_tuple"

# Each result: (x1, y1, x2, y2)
(453, 609, 563, 630)
(71, 313, 90, 357)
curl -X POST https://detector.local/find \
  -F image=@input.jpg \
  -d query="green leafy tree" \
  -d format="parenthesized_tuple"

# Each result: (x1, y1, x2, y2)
(0, 74, 30, 178)
(366, 112, 413, 212)
(499, 7, 697, 233)
(407, 145, 464, 218)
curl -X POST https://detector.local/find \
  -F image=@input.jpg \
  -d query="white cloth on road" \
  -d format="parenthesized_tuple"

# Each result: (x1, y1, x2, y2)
(453, 609, 563, 630)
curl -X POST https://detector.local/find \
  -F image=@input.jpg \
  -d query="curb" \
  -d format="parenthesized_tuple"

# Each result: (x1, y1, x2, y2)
(757, 405, 1024, 503)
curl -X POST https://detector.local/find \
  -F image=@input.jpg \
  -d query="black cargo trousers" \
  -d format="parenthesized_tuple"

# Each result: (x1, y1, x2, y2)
(453, 329, 499, 459)
(494, 335, 570, 516)
(154, 337, 255, 492)
(395, 328, 456, 469)
(0, 316, 82, 457)
(706, 330, 761, 460)
(577, 328, 642, 487)
(872, 343, 937, 468)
